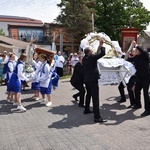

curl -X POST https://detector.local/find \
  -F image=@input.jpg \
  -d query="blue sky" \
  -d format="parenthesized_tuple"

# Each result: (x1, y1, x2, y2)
(0, 0, 149, 29)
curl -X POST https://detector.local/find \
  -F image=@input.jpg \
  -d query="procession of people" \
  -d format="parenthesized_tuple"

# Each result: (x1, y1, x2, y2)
(0, 38, 149, 123)
(0, 43, 60, 112)
(70, 39, 150, 123)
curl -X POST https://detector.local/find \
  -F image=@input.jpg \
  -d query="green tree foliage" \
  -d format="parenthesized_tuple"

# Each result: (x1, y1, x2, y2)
(0, 28, 5, 36)
(57, 0, 93, 39)
(94, 0, 150, 40)
(56, 0, 93, 52)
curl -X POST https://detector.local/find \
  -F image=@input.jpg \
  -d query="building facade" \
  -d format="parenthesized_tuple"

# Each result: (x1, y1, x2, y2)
(0, 15, 80, 53)
(44, 23, 80, 54)
(138, 30, 150, 50)
(8, 24, 44, 43)
(0, 15, 44, 39)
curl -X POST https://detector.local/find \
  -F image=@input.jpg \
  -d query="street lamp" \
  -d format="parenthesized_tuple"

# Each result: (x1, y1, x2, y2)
(60, 32, 63, 53)
(92, 12, 94, 32)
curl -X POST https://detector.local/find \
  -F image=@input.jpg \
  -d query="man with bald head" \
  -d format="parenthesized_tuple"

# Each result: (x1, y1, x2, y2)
(82, 47, 107, 123)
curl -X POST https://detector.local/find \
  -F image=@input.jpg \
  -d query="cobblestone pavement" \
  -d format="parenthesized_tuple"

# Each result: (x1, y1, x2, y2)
(0, 79, 150, 150)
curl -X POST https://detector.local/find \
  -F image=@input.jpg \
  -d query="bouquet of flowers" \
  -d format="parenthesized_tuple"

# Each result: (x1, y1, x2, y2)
(25, 64, 34, 73)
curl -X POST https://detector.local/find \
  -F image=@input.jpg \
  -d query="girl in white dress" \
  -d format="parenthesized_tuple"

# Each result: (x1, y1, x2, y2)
(38, 54, 52, 107)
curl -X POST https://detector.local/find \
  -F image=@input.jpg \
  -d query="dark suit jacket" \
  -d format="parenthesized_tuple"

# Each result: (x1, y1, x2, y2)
(70, 62, 84, 85)
(132, 50, 150, 77)
(82, 50, 105, 82)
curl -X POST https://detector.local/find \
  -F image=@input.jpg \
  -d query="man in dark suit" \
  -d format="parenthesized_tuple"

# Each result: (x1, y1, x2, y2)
(70, 55, 85, 107)
(82, 46, 107, 123)
(131, 46, 150, 116)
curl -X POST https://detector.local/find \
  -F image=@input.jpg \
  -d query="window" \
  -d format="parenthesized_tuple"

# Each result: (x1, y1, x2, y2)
(18, 28, 44, 42)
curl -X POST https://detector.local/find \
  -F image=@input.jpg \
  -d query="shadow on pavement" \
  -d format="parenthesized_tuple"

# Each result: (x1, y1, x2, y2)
(25, 102, 45, 110)
(21, 89, 34, 95)
(106, 95, 129, 102)
(22, 97, 36, 102)
(0, 100, 13, 115)
(48, 103, 95, 129)
(48, 95, 142, 128)
(101, 102, 141, 125)
(0, 99, 46, 113)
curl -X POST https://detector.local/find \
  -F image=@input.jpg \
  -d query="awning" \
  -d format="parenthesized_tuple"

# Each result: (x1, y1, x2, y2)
(0, 35, 30, 49)
(0, 35, 54, 55)
(0, 43, 19, 53)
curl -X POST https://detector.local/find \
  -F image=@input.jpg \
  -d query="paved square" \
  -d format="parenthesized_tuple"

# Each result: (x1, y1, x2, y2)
(0, 79, 150, 150)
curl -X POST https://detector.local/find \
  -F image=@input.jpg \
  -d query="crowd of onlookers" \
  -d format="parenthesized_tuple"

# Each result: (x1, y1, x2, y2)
(0, 50, 83, 85)
(0, 51, 18, 85)
(66, 51, 84, 75)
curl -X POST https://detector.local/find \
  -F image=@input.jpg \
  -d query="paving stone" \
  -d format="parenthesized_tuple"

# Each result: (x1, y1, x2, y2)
(0, 80, 150, 150)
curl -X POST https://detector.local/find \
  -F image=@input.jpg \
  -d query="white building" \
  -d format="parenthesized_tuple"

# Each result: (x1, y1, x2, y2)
(138, 30, 150, 50)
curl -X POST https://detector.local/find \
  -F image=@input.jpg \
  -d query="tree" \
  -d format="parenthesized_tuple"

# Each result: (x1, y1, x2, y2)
(0, 28, 5, 36)
(56, 0, 93, 52)
(94, 0, 150, 40)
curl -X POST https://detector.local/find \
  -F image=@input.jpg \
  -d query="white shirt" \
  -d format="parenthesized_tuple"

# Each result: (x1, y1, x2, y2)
(38, 62, 51, 88)
(8, 60, 16, 80)
(3, 55, 9, 64)
(17, 62, 29, 82)
(14, 55, 18, 62)
(50, 60, 56, 72)
(55, 55, 65, 68)
(32, 60, 42, 70)
(71, 56, 79, 67)
(8, 60, 16, 72)
(32, 61, 42, 83)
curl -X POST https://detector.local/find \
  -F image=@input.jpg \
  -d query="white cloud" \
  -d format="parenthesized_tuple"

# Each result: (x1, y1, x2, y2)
(140, 0, 150, 30)
(0, 0, 61, 22)
(140, 0, 150, 10)
(0, 0, 149, 30)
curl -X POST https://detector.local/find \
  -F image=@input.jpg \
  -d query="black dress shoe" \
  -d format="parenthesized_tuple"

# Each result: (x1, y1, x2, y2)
(117, 99, 126, 103)
(94, 118, 107, 123)
(72, 95, 78, 101)
(132, 105, 141, 109)
(78, 104, 85, 108)
(84, 110, 93, 114)
(141, 111, 150, 117)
